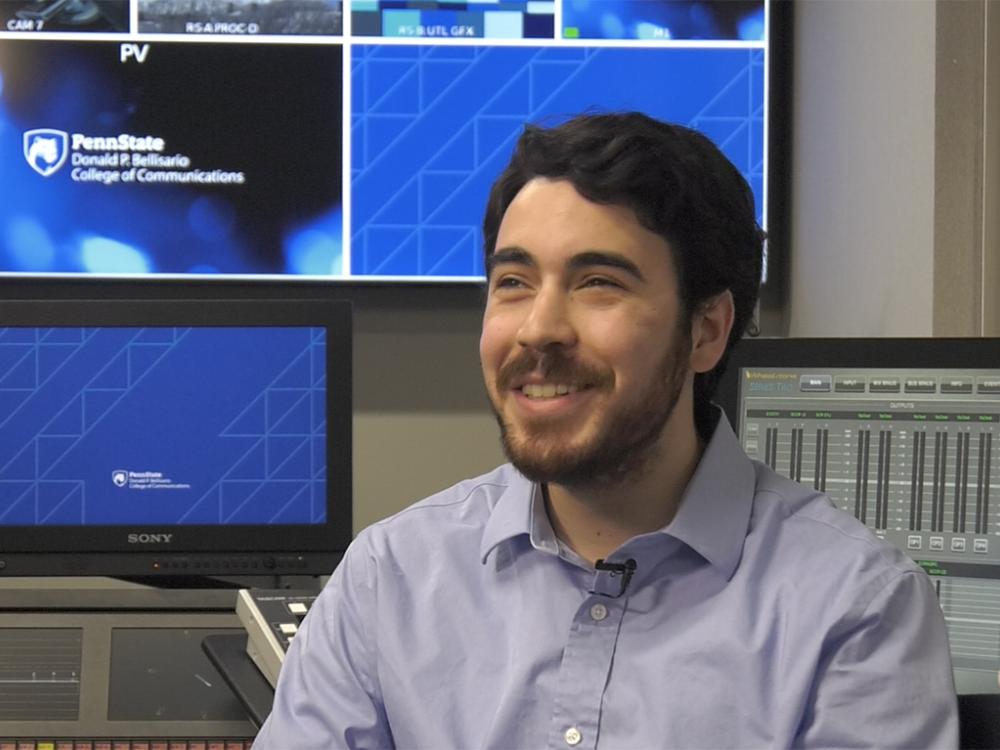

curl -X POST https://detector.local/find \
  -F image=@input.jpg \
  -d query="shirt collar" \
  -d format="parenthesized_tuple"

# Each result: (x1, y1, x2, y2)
(479, 469, 537, 563)
(478, 411, 756, 578)
(662, 411, 755, 580)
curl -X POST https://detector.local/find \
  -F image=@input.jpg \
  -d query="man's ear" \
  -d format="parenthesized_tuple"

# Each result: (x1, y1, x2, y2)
(689, 290, 735, 374)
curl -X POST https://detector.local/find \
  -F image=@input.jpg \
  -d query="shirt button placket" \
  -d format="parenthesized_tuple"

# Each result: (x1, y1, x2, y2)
(548, 597, 621, 750)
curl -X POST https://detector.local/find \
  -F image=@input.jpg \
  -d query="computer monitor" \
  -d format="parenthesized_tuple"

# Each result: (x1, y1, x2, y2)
(0, 0, 789, 283)
(717, 337, 1000, 693)
(0, 297, 352, 579)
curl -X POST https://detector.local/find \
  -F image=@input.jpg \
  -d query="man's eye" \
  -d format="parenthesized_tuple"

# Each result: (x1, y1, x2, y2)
(494, 276, 526, 289)
(581, 276, 622, 289)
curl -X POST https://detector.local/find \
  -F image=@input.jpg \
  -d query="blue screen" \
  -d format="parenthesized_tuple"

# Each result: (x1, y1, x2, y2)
(0, 42, 343, 277)
(0, 326, 328, 526)
(351, 45, 763, 277)
(0, 0, 769, 281)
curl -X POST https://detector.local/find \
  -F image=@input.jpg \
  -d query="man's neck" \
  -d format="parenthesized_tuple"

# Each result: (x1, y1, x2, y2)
(543, 417, 706, 566)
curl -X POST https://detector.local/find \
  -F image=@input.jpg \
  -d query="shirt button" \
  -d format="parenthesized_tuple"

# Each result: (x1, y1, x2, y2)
(590, 603, 608, 621)
(564, 727, 582, 746)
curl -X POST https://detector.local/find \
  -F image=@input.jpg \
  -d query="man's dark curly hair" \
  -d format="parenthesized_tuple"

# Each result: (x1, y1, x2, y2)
(482, 111, 764, 421)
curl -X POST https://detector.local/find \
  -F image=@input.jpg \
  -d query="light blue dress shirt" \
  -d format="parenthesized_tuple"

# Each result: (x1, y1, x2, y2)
(255, 416, 958, 749)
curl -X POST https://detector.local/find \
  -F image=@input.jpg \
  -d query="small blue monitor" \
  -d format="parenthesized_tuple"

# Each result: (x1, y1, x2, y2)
(0, 298, 352, 578)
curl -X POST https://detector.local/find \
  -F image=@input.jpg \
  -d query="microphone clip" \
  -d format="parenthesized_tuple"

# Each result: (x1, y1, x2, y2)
(592, 558, 637, 599)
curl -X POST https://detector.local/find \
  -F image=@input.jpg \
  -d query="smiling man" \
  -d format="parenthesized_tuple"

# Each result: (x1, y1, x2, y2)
(254, 113, 958, 749)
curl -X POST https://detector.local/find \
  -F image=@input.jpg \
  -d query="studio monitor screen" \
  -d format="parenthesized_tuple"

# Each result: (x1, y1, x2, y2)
(0, 0, 781, 282)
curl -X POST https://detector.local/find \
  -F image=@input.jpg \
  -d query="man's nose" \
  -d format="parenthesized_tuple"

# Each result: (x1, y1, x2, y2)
(516, 287, 577, 351)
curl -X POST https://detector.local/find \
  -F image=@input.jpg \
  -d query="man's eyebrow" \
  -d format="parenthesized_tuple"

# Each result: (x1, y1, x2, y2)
(486, 247, 535, 277)
(568, 251, 645, 282)
(485, 248, 646, 282)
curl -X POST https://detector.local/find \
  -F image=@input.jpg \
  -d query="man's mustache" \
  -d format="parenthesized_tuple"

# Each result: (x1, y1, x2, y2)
(495, 350, 614, 392)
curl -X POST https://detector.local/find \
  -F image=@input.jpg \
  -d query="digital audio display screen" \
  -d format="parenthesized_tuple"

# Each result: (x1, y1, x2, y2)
(718, 338, 1000, 694)
(0, 0, 770, 281)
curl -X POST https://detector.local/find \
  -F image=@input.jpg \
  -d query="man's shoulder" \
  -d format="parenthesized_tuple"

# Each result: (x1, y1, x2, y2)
(383, 463, 523, 523)
(354, 464, 526, 551)
(748, 461, 921, 582)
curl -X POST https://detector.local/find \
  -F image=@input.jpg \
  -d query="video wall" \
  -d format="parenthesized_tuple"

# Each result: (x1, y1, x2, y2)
(0, 0, 769, 280)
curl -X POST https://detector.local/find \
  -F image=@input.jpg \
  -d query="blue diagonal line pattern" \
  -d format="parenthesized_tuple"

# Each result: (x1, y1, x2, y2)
(0, 327, 326, 527)
(179, 331, 327, 525)
(0, 327, 190, 524)
(351, 46, 765, 277)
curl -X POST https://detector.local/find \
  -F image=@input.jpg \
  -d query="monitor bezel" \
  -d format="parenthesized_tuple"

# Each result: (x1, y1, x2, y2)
(0, 297, 352, 578)
(716, 337, 1000, 432)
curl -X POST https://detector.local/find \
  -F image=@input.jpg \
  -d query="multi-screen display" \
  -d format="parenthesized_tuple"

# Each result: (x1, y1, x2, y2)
(0, 0, 769, 280)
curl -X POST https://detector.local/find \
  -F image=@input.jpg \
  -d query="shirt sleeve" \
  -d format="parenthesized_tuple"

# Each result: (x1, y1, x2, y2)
(252, 534, 395, 750)
(795, 568, 959, 750)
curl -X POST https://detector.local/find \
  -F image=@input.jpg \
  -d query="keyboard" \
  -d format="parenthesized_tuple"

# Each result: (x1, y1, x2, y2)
(235, 590, 317, 688)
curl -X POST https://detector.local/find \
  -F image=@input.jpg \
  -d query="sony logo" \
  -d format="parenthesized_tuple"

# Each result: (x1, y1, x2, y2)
(127, 533, 173, 544)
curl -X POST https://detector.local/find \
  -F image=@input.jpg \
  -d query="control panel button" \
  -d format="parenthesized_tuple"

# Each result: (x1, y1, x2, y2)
(800, 374, 832, 392)
(870, 377, 901, 393)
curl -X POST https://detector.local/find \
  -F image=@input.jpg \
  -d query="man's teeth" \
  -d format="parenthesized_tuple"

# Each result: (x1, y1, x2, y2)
(521, 383, 580, 399)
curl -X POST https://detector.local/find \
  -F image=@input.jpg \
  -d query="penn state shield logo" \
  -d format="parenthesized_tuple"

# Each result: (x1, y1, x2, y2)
(112, 470, 128, 488)
(24, 129, 69, 177)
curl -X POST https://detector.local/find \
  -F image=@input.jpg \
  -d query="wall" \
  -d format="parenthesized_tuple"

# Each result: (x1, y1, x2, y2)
(352, 296, 502, 532)
(788, 0, 937, 337)
(935, 0, 1000, 335)
(789, 0, 1000, 338)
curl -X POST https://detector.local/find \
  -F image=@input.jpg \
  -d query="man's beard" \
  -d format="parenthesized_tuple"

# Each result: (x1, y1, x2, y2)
(487, 332, 692, 488)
